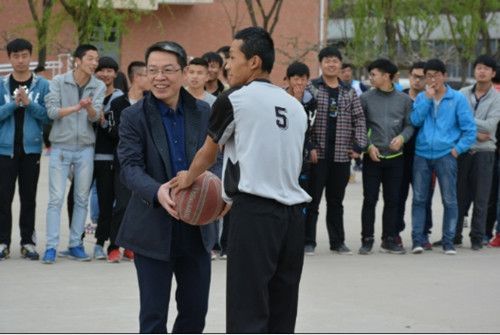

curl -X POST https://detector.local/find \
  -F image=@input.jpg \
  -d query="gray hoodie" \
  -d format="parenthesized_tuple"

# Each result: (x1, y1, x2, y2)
(460, 85, 500, 152)
(45, 70, 105, 148)
(360, 88, 414, 156)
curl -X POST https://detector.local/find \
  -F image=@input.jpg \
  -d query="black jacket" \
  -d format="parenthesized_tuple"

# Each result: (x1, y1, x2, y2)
(116, 88, 217, 261)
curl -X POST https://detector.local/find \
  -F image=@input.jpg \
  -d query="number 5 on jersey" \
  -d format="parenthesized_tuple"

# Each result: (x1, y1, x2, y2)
(275, 106, 288, 130)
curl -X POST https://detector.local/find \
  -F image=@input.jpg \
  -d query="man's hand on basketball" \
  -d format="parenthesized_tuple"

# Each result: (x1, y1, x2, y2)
(157, 181, 179, 220)
(170, 171, 195, 192)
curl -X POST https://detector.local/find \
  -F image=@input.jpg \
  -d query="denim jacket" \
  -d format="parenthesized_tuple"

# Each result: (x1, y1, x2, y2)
(0, 73, 50, 156)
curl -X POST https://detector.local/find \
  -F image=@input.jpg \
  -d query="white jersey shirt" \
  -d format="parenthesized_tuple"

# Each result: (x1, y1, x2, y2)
(208, 79, 312, 206)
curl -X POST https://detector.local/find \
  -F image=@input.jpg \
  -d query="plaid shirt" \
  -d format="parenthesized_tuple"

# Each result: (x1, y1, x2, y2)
(309, 77, 367, 162)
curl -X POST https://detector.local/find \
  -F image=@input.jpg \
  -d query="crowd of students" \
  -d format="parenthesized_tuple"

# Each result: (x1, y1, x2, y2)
(293, 48, 500, 255)
(0, 37, 499, 263)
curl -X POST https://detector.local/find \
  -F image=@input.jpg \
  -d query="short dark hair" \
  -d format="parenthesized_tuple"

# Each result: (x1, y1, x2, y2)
(318, 46, 342, 62)
(201, 52, 223, 67)
(409, 61, 426, 74)
(424, 59, 446, 74)
(367, 58, 398, 80)
(341, 63, 353, 70)
(286, 61, 310, 79)
(34, 65, 45, 73)
(6, 38, 32, 56)
(145, 41, 187, 69)
(96, 56, 119, 73)
(473, 54, 497, 71)
(127, 61, 146, 83)
(189, 57, 209, 68)
(73, 44, 98, 59)
(217, 46, 230, 59)
(234, 27, 275, 73)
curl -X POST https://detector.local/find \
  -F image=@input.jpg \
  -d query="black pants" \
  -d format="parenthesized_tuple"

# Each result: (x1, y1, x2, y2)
(134, 224, 210, 333)
(361, 155, 404, 240)
(486, 151, 499, 239)
(227, 193, 304, 333)
(456, 151, 496, 243)
(42, 124, 52, 148)
(0, 151, 40, 247)
(304, 160, 350, 249)
(219, 210, 230, 254)
(111, 165, 130, 251)
(94, 160, 115, 247)
(397, 152, 434, 236)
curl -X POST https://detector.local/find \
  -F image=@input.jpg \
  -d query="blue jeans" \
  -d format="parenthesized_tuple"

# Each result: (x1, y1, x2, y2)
(412, 154, 458, 249)
(46, 147, 94, 249)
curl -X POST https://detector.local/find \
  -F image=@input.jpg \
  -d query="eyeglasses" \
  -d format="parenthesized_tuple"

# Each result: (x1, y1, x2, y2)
(425, 72, 443, 80)
(147, 66, 181, 77)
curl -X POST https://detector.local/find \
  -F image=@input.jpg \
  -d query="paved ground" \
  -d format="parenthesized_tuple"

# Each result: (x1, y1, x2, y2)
(1, 155, 499, 333)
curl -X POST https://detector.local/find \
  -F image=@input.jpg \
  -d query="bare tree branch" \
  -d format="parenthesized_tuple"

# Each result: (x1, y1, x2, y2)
(27, 0, 40, 25)
(244, 0, 258, 26)
(268, 0, 283, 35)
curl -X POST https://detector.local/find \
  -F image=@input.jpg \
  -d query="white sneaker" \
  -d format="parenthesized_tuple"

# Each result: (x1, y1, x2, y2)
(412, 246, 424, 254)
(444, 248, 457, 255)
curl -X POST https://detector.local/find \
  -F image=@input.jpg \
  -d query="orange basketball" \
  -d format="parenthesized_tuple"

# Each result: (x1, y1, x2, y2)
(174, 171, 225, 226)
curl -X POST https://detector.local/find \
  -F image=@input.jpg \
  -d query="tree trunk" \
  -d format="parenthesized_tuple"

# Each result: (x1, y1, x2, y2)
(459, 56, 468, 87)
(383, 0, 397, 60)
(479, 0, 491, 55)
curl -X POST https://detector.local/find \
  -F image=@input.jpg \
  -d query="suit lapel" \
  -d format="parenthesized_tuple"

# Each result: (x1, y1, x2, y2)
(182, 89, 202, 163)
(144, 94, 174, 180)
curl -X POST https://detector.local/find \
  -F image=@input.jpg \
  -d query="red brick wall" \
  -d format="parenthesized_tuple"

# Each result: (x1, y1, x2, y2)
(120, 1, 322, 84)
(0, 0, 322, 84)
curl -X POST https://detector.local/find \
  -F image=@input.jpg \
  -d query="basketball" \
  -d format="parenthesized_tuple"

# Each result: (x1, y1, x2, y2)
(173, 171, 225, 226)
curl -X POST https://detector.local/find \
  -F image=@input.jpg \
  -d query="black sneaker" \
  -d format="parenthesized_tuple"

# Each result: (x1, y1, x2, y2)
(432, 239, 443, 247)
(331, 243, 353, 255)
(358, 238, 374, 255)
(21, 244, 40, 260)
(471, 242, 483, 251)
(0, 244, 10, 260)
(433, 239, 462, 248)
(380, 239, 406, 254)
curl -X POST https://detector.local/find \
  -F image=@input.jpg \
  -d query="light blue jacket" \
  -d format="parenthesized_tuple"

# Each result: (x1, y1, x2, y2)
(0, 73, 50, 156)
(411, 85, 476, 159)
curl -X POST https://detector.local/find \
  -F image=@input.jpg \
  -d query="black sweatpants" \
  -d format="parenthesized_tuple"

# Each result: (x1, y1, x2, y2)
(456, 151, 496, 244)
(110, 165, 130, 251)
(304, 160, 351, 249)
(94, 160, 115, 247)
(361, 155, 404, 240)
(226, 193, 305, 333)
(0, 151, 40, 247)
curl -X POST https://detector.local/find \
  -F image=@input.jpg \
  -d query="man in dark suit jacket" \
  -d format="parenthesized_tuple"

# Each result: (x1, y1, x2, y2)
(116, 41, 217, 334)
